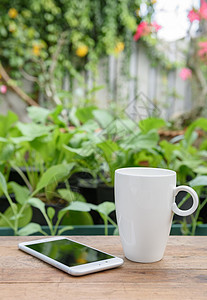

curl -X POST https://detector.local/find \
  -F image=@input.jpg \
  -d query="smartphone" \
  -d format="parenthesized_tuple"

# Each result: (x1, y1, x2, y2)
(18, 236, 124, 276)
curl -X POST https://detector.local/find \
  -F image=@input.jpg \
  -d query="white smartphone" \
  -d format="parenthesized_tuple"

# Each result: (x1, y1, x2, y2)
(18, 236, 124, 276)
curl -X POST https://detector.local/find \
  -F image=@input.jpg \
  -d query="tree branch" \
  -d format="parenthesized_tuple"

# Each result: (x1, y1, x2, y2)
(0, 63, 39, 106)
(49, 31, 68, 75)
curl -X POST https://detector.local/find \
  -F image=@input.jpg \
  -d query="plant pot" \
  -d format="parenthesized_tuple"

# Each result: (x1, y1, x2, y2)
(8, 166, 40, 186)
(0, 225, 117, 236)
(77, 179, 116, 224)
(0, 194, 14, 213)
(31, 203, 64, 225)
(170, 224, 207, 236)
(8, 168, 26, 186)
(0, 224, 207, 236)
(173, 191, 194, 224)
(0, 194, 65, 226)
(173, 192, 207, 224)
(197, 194, 207, 224)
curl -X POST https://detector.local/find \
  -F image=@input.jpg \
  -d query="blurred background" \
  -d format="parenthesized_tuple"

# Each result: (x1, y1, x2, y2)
(0, 0, 205, 125)
(1, 1, 207, 235)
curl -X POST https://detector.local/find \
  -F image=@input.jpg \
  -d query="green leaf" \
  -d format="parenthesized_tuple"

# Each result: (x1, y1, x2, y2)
(0, 204, 32, 227)
(47, 206, 55, 220)
(10, 136, 34, 143)
(0, 137, 7, 142)
(49, 105, 66, 126)
(93, 109, 114, 128)
(58, 189, 75, 202)
(18, 223, 42, 236)
(194, 166, 207, 174)
(121, 130, 159, 150)
(189, 176, 207, 187)
(62, 201, 92, 212)
(96, 202, 115, 216)
(185, 118, 207, 144)
(159, 140, 178, 164)
(81, 120, 100, 132)
(8, 182, 30, 205)
(28, 197, 46, 215)
(64, 144, 94, 157)
(139, 118, 166, 133)
(0, 144, 15, 161)
(0, 172, 8, 195)
(57, 225, 73, 235)
(58, 189, 86, 203)
(105, 119, 137, 137)
(69, 107, 80, 127)
(27, 106, 51, 124)
(61, 211, 93, 225)
(34, 163, 75, 194)
(0, 111, 18, 137)
(16, 122, 54, 139)
(97, 140, 119, 160)
(75, 106, 97, 123)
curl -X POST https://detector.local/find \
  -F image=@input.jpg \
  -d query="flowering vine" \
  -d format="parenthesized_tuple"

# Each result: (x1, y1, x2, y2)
(179, 0, 207, 114)
(133, 21, 161, 41)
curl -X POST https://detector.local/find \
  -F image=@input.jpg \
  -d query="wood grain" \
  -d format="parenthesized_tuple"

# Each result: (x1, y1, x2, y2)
(0, 236, 207, 300)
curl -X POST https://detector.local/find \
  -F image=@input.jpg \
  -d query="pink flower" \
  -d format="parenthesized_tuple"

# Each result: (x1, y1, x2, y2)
(198, 41, 207, 61)
(200, 0, 207, 19)
(0, 85, 7, 94)
(133, 21, 151, 41)
(188, 10, 200, 22)
(151, 21, 162, 32)
(179, 68, 192, 80)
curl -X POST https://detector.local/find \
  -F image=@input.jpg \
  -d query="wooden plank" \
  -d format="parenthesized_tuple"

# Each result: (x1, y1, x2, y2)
(0, 236, 207, 300)
(0, 278, 207, 300)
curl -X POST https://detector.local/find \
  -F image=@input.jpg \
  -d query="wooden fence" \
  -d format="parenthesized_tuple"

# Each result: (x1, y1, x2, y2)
(0, 41, 192, 122)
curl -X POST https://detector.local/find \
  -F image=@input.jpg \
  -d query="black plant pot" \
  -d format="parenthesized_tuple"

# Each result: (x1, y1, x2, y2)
(31, 203, 64, 225)
(0, 194, 16, 213)
(198, 194, 207, 223)
(8, 168, 26, 185)
(173, 191, 207, 224)
(0, 193, 64, 226)
(76, 179, 116, 224)
(8, 167, 40, 186)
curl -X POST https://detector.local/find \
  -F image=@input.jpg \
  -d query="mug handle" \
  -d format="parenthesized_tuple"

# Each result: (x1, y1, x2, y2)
(172, 185, 199, 217)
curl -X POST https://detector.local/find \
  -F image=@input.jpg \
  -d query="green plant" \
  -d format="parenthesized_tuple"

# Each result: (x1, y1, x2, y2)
(0, 1, 157, 107)
(0, 106, 74, 193)
(0, 163, 93, 235)
(22, 199, 117, 236)
(155, 117, 207, 234)
(158, 118, 207, 184)
(0, 111, 19, 179)
(64, 110, 166, 186)
(177, 176, 207, 236)
(0, 173, 32, 235)
(0, 173, 117, 236)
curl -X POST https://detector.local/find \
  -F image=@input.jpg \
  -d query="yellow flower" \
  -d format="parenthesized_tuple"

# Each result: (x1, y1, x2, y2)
(8, 8, 18, 19)
(76, 45, 88, 57)
(114, 42, 125, 54)
(32, 45, 41, 56)
(151, 0, 157, 4)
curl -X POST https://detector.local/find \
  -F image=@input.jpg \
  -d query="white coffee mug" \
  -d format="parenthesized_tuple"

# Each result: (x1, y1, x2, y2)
(115, 167, 199, 263)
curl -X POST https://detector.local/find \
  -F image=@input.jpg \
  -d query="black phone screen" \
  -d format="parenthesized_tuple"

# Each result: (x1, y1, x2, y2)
(26, 239, 114, 267)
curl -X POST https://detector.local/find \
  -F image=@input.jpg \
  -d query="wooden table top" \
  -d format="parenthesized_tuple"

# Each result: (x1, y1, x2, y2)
(0, 236, 207, 300)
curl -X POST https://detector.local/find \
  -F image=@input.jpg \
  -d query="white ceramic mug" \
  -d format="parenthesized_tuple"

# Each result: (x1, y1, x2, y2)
(115, 167, 199, 263)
